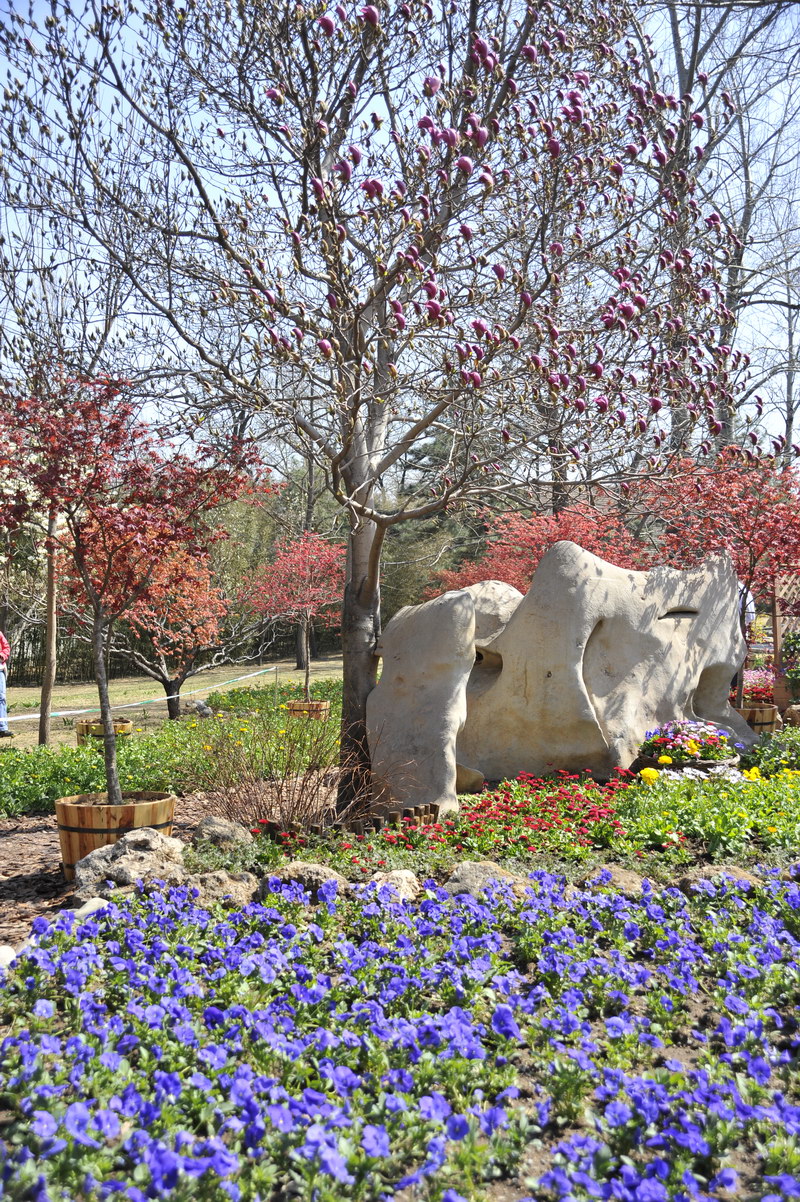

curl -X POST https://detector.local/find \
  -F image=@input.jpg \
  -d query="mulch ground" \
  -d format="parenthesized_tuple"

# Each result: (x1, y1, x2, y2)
(0, 796, 212, 948)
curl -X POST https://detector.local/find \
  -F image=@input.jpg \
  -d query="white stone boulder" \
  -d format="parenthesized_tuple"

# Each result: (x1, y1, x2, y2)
(192, 816, 254, 850)
(370, 869, 421, 901)
(366, 543, 754, 811)
(367, 588, 477, 815)
(186, 870, 259, 908)
(458, 543, 754, 780)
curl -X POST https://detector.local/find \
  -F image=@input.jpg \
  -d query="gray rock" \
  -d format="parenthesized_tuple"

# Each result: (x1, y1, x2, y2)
(441, 860, 528, 898)
(73, 827, 187, 902)
(370, 869, 421, 901)
(192, 815, 254, 850)
(73, 896, 110, 920)
(257, 860, 350, 902)
(186, 870, 259, 908)
(0, 945, 17, 970)
(677, 865, 762, 895)
(578, 866, 645, 899)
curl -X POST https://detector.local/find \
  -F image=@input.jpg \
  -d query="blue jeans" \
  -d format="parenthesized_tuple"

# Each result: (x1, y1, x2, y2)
(0, 668, 7, 731)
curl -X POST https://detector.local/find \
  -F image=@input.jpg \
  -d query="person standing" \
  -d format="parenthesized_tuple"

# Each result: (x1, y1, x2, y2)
(0, 629, 13, 738)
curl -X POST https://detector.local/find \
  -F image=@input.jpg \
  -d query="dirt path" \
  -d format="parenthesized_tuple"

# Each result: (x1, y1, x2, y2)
(0, 795, 212, 947)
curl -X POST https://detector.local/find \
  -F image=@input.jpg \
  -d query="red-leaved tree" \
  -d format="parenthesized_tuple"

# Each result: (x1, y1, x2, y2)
(0, 378, 253, 803)
(65, 547, 231, 721)
(638, 447, 800, 704)
(638, 448, 800, 607)
(435, 505, 650, 594)
(243, 533, 346, 701)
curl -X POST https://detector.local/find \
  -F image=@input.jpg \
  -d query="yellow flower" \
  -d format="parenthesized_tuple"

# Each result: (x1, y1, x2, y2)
(657, 755, 673, 765)
(742, 766, 761, 781)
(767, 825, 777, 833)
(203, 745, 212, 751)
(639, 767, 659, 785)
(135, 728, 143, 733)
(686, 739, 700, 755)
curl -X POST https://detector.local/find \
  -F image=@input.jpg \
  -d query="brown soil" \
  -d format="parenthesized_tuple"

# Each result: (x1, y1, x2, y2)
(0, 795, 213, 947)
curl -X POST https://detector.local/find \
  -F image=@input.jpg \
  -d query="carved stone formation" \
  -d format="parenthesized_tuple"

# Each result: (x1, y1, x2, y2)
(366, 542, 754, 813)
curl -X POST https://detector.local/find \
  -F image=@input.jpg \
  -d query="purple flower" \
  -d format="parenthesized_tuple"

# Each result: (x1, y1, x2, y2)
(419, 1092, 452, 1122)
(362, 1124, 390, 1157)
(491, 1004, 521, 1040)
(446, 1114, 470, 1140)
(604, 1100, 632, 1127)
(63, 1103, 100, 1148)
(31, 1111, 58, 1139)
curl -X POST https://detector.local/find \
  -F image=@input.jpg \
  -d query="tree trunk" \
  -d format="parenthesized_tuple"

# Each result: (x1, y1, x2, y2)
(91, 614, 123, 806)
(38, 518, 58, 746)
(166, 687, 182, 720)
(303, 614, 311, 701)
(338, 521, 382, 810)
(295, 620, 307, 671)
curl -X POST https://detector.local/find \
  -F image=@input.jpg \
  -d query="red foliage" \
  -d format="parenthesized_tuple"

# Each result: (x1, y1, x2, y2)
(243, 532, 346, 626)
(435, 505, 649, 595)
(0, 377, 254, 622)
(637, 448, 800, 602)
(123, 549, 228, 662)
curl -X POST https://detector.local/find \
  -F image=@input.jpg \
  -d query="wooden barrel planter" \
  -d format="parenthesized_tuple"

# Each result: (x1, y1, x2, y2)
(286, 700, 331, 720)
(76, 718, 134, 747)
(733, 704, 780, 735)
(55, 790, 177, 881)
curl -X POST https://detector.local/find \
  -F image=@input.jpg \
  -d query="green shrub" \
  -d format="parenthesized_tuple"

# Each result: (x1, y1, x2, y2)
(0, 721, 215, 818)
(744, 724, 800, 776)
(616, 770, 800, 858)
(206, 677, 342, 716)
(0, 693, 345, 819)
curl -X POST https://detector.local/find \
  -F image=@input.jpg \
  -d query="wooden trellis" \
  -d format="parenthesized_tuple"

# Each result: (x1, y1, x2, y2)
(772, 574, 800, 707)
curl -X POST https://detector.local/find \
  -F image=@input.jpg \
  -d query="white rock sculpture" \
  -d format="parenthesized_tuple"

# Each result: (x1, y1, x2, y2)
(367, 582, 521, 814)
(366, 543, 754, 811)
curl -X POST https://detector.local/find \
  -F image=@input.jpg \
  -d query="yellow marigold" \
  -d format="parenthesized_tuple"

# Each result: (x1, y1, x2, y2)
(639, 767, 659, 785)
(742, 766, 761, 781)
(657, 755, 673, 765)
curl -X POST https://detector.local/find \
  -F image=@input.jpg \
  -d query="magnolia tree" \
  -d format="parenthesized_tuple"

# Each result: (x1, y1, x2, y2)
(434, 503, 649, 594)
(0, 379, 250, 803)
(243, 533, 346, 701)
(1, 0, 740, 790)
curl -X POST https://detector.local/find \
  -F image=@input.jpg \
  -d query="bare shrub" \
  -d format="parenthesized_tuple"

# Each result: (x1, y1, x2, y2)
(185, 710, 374, 831)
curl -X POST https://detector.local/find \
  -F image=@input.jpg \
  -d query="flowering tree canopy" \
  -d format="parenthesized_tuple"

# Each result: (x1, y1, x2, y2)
(244, 532, 346, 699)
(0, 0, 743, 790)
(435, 504, 649, 594)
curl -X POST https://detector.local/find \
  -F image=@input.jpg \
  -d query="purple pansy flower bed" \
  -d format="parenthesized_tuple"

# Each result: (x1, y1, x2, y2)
(1, 870, 799, 1200)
